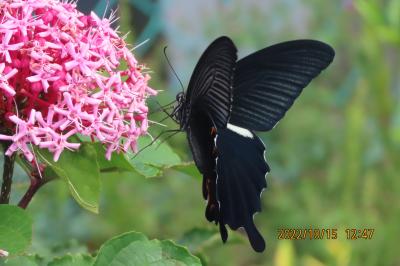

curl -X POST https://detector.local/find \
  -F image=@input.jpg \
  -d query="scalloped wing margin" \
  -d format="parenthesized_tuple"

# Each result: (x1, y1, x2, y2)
(215, 127, 270, 252)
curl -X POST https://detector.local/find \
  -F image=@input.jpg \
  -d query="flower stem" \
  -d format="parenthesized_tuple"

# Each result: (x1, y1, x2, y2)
(0, 141, 16, 204)
(18, 172, 47, 209)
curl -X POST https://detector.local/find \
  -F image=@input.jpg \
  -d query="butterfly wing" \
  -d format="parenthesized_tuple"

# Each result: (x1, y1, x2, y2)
(229, 40, 335, 131)
(184, 35, 237, 181)
(183, 36, 238, 243)
(215, 126, 270, 252)
(186, 112, 221, 225)
(185, 36, 237, 129)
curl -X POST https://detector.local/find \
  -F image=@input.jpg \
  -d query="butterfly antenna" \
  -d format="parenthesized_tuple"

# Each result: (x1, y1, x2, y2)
(148, 99, 176, 115)
(133, 129, 181, 157)
(155, 100, 175, 120)
(155, 130, 181, 149)
(130, 99, 176, 116)
(155, 100, 183, 124)
(163, 46, 185, 93)
(157, 112, 175, 124)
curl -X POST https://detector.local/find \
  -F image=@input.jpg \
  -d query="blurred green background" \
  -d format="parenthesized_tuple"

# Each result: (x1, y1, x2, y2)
(4, 0, 400, 265)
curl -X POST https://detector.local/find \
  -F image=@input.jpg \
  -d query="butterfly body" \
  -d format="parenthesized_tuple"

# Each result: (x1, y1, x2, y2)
(173, 36, 334, 252)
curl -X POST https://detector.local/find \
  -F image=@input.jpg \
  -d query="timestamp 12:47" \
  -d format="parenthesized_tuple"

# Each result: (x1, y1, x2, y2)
(345, 228, 374, 240)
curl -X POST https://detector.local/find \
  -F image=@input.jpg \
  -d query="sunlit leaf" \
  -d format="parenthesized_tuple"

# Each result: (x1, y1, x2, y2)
(94, 231, 201, 266)
(0, 205, 32, 255)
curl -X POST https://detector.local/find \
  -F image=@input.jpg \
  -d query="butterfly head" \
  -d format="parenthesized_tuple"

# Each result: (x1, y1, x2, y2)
(172, 92, 189, 130)
(176, 91, 185, 103)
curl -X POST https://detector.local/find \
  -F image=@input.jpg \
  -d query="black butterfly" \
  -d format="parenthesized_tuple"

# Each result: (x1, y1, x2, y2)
(171, 36, 334, 252)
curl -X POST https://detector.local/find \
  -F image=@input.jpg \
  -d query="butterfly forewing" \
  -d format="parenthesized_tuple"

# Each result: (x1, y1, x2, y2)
(185, 36, 237, 129)
(183, 36, 238, 232)
(229, 40, 335, 131)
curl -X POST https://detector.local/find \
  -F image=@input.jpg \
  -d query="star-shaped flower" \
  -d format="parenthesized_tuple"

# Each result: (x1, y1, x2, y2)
(0, 62, 18, 95)
(0, 30, 24, 63)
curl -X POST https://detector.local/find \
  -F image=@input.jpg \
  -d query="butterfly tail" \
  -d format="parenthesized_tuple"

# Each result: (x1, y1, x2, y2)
(246, 220, 266, 252)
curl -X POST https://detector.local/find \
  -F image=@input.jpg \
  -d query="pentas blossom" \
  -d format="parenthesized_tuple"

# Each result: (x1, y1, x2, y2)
(0, 0, 156, 162)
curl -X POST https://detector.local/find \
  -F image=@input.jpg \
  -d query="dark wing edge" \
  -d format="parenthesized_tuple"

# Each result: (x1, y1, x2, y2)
(215, 128, 270, 252)
(230, 40, 335, 131)
(186, 36, 237, 129)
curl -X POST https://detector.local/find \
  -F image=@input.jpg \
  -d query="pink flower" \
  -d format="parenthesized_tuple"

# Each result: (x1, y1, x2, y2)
(39, 128, 81, 162)
(0, 0, 156, 162)
(27, 62, 62, 92)
(0, 63, 18, 95)
(64, 42, 102, 76)
(0, 110, 40, 161)
(1, 6, 42, 37)
(0, 31, 24, 63)
(53, 92, 94, 131)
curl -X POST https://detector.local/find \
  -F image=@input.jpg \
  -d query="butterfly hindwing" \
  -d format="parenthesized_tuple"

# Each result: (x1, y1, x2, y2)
(215, 125, 270, 252)
(229, 40, 335, 131)
(186, 36, 237, 129)
(186, 112, 215, 183)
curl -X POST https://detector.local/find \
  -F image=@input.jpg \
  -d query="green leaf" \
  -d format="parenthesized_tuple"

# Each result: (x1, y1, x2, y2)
(130, 162, 161, 178)
(129, 137, 182, 177)
(94, 231, 201, 266)
(169, 162, 200, 179)
(0, 205, 32, 255)
(135, 137, 181, 167)
(157, 240, 201, 265)
(36, 143, 101, 213)
(179, 227, 245, 254)
(48, 254, 94, 266)
(178, 228, 219, 252)
(1, 255, 42, 266)
(94, 136, 183, 178)
(93, 143, 135, 172)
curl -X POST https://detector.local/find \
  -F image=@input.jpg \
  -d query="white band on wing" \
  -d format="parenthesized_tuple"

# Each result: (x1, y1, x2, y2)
(227, 123, 253, 138)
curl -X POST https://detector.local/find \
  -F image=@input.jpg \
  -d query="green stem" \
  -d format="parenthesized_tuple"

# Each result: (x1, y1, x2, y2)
(0, 141, 16, 204)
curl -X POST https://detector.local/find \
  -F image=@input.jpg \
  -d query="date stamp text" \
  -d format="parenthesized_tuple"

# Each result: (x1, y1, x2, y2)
(277, 228, 374, 240)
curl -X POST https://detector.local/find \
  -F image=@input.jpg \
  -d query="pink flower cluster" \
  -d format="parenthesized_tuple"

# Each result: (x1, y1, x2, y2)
(0, 0, 156, 162)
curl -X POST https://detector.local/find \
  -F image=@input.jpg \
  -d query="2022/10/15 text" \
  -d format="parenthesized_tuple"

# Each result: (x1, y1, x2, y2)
(277, 228, 374, 240)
